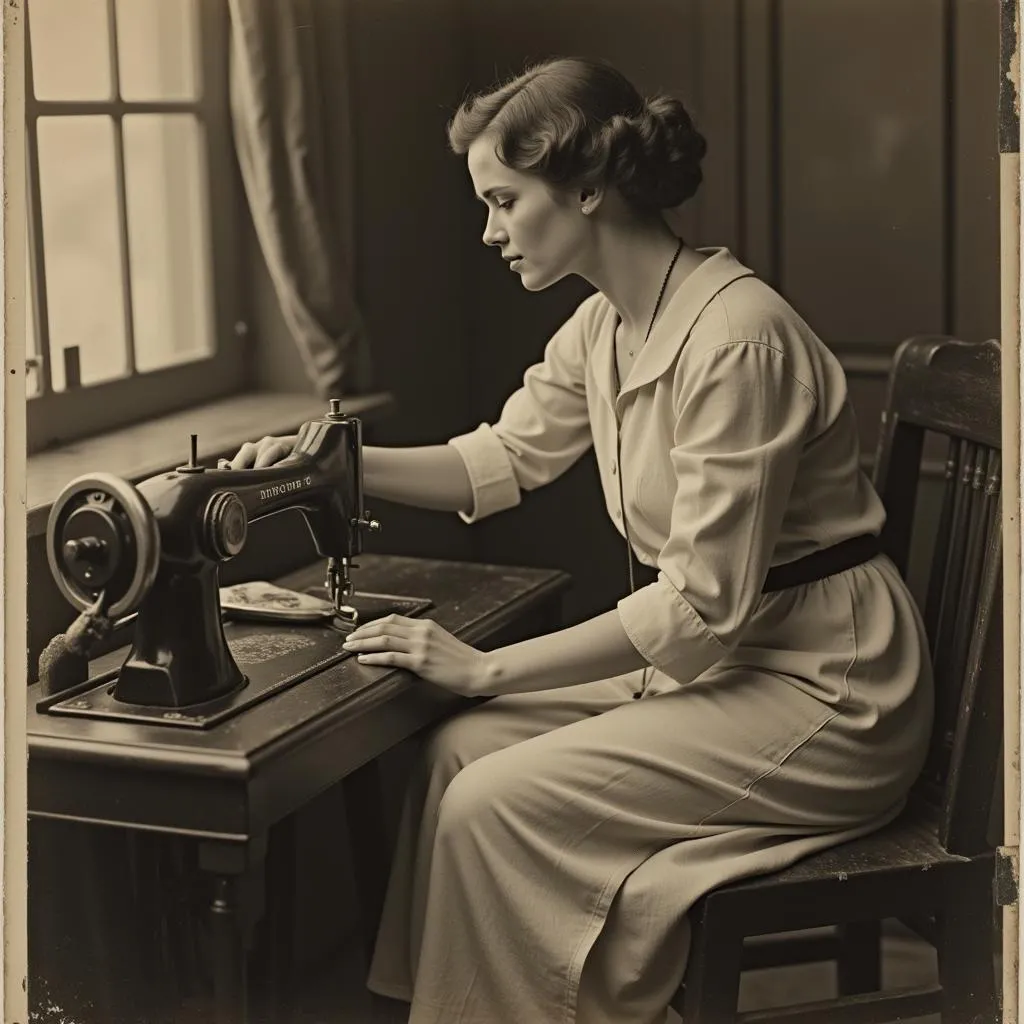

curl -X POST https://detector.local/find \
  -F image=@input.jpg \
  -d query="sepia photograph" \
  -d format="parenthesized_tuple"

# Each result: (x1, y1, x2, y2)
(2, 0, 1021, 1022)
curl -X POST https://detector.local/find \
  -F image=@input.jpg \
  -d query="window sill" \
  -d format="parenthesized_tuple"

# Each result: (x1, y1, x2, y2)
(27, 390, 395, 539)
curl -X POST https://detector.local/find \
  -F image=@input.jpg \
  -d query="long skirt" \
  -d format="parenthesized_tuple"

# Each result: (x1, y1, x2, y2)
(366, 557, 933, 1024)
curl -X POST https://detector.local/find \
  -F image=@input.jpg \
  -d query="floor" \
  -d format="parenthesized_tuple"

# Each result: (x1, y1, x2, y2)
(30, 916, 984, 1023)
(26, 811, 993, 1024)
(257, 921, 949, 1024)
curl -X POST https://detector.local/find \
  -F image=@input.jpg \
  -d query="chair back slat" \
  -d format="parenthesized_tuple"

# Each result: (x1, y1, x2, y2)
(871, 336, 1001, 856)
(942, 512, 1003, 852)
(948, 448, 995, 682)
(921, 444, 958, 643)
(930, 440, 976, 666)
(934, 445, 989, 726)
(921, 446, 1000, 819)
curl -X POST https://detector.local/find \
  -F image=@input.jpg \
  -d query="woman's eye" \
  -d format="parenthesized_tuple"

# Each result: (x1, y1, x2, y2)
(497, 199, 514, 210)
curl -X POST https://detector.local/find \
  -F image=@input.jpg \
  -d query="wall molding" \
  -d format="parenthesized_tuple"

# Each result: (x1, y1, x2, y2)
(831, 341, 898, 378)
(860, 452, 947, 481)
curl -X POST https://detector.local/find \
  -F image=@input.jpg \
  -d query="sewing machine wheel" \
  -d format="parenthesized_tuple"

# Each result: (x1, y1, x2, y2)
(46, 472, 161, 619)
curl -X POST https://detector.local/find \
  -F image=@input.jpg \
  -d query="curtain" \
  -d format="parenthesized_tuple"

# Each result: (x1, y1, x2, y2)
(228, 0, 372, 396)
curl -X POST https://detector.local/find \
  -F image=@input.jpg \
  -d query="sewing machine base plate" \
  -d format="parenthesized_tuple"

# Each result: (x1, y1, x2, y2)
(38, 591, 432, 730)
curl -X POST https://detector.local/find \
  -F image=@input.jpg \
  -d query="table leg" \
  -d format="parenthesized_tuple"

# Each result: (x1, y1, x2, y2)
(342, 759, 394, 964)
(264, 814, 297, 1016)
(210, 875, 247, 1024)
(199, 836, 268, 1024)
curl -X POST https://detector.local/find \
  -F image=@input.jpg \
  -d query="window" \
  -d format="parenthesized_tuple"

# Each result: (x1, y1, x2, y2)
(25, 0, 245, 454)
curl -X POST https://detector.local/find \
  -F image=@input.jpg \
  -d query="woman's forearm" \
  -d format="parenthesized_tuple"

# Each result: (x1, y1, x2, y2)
(363, 444, 474, 512)
(478, 608, 649, 696)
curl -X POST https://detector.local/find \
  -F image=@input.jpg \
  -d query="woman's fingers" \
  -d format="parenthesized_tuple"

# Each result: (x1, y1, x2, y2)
(340, 615, 486, 696)
(231, 441, 260, 469)
(343, 617, 419, 651)
(345, 614, 420, 643)
(344, 628, 423, 669)
(253, 440, 291, 469)
(217, 436, 294, 470)
(343, 616, 426, 667)
(350, 648, 419, 669)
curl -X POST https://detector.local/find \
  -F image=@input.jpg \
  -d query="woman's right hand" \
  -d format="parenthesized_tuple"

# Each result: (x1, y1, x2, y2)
(219, 434, 298, 470)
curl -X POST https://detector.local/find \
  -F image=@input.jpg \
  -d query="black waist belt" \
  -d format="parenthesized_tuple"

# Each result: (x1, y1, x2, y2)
(627, 533, 881, 594)
(761, 533, 881, 593)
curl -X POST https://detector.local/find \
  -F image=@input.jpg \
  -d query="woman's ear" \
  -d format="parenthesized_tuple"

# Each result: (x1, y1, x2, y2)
(579, 185, 606, 216)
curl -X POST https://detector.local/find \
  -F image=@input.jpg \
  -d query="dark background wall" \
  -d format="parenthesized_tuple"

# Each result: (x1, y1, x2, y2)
(249, 0, 1000, 627)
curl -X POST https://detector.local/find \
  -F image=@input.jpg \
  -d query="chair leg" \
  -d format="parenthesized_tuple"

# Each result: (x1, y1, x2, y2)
(939, 860, 999, 1024)
(679, 912, 744, 1024)
(836, 920, 882, 995)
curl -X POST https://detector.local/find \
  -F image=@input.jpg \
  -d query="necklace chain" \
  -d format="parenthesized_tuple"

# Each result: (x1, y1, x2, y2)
(612, 237, 684, 700)
(627, 236, 684, 357)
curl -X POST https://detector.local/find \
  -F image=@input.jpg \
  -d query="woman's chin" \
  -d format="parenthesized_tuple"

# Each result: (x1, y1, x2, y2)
(518, 268, 558, 292)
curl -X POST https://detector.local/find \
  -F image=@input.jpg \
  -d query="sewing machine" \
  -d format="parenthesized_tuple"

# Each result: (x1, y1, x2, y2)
(41, 399, 381, 711)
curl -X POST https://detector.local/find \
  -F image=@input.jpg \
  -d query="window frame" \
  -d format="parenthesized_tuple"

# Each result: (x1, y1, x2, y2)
(25, 0, 247, 455)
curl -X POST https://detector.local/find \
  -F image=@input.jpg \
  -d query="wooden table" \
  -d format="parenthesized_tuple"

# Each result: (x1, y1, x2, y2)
(27, 554, 571, 1024)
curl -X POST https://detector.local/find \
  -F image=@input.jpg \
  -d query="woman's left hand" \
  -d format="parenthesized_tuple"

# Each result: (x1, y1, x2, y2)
(342, 615, 490, 697)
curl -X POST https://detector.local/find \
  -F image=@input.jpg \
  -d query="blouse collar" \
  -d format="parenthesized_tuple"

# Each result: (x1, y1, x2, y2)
(595, 247, 757, 410)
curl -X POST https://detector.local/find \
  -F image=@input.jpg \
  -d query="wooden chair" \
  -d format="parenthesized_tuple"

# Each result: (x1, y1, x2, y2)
(672, 335, 1004, 1023)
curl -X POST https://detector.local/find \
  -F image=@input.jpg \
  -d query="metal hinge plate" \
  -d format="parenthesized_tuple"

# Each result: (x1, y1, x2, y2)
(996, 846, 1019, 907)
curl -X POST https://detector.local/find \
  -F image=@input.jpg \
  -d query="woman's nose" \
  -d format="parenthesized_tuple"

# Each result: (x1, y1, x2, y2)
(482, 211, 506, 247)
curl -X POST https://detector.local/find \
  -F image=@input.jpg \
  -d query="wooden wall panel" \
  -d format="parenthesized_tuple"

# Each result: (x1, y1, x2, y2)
(346, 0, 473, 445)
(776, 0, 948, 346)
(739, 0, 779, 283)
(688, 0, 742, 251)
(953, 0, 1001, 342)
(339, 0, 478, 562)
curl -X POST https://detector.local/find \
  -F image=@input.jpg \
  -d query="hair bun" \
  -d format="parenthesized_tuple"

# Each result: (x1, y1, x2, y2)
(603, 95, 707, 211)
(446, 57, 707, 215)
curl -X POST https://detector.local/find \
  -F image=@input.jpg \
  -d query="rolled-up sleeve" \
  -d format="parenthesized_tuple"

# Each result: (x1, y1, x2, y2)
(447, 301, 595, 524)
(617, 341, 817, 684)
(447, 424, 523, 523)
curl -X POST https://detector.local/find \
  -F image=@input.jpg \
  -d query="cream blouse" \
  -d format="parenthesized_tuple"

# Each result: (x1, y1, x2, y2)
(447, 247, 886, 687)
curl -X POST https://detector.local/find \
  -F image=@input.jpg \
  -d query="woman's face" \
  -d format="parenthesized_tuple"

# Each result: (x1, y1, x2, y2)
(466, 134, 586, 291)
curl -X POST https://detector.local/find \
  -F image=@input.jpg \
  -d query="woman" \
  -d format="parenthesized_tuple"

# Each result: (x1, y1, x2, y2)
(229, 57, 933, 1024)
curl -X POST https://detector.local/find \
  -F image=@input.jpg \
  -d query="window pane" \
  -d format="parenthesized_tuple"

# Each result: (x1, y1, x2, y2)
(123, 115, 214, 372)
(29, 0, 112, 101)
(116, 0, 200, 101)
(37, 116, 128, 391)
